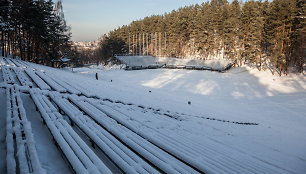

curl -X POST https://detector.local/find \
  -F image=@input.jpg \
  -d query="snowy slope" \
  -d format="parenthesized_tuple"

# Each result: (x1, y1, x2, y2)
(62, 64, 306, 173)
(0, 56, 306, 174)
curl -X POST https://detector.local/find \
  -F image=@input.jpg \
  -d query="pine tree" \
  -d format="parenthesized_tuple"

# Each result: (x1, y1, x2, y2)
(264, 0, 296, 75)
(291, 0, 305, 73)
(0, 0, 71, 65)
(241, 1, 265, 69)
(100, 0, 304, 74)
(223, 0, 241, 61)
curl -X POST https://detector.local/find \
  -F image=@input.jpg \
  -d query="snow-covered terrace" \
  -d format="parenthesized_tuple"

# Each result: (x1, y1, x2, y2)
(0, 56, 305, 174)
(116, 56, 234, 71)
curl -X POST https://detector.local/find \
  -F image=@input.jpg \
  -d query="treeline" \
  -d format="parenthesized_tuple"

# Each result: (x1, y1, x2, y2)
(0, 0, 71, 65)
(105, 0, 305, 75)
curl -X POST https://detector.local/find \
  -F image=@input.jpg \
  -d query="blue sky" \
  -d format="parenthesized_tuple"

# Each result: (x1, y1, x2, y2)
(61, 0, 207, 41)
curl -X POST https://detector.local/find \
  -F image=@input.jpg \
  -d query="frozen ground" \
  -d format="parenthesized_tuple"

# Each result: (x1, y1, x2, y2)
(0, 56, 306, 174)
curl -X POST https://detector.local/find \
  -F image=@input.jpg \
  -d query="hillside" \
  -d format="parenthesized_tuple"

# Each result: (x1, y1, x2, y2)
(103, 0, 305, 76)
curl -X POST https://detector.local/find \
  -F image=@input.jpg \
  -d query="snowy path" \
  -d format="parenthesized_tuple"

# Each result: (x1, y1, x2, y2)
(0, 56, 305, 173)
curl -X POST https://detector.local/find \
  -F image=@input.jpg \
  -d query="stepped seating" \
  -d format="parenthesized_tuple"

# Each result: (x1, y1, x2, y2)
(66, 82, 95, 97)
(6, 86, 45, 174)
(50, 93, 161, 174)
(1, 66, 15, 84)
(93, 100, 282, 174)
(185, 65, 195, 70)
(0, 57, 288, 174)
(13, 67, 33, 87)
(64, 94, 199, 174)
(46, 74, 81, 95)
(117, 56, 234, 72)
(44, 73, 94, 97)
(4, 58, 17, 67)
(147, 64, 164, 69)
(25, 69, 51, 90)
(176, 65, 186, 69)
(0, 57, 6, 65)
(10, 59, 26, 68)
(29, 89, 111, 174)
(35, 71, 67, 92)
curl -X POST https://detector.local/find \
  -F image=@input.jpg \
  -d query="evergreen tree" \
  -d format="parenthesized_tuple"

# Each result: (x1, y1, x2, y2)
(0, 0, 71, 65)
(98, 0, 305, 74)
(223, 0, 241, 61)
(241, 1, 265, 69)
(291, 0, 305, 73)
(264, 0, 296, 75)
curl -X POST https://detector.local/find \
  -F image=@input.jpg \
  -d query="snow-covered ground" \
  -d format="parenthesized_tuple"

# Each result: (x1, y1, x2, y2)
(0, 56, 306, 174)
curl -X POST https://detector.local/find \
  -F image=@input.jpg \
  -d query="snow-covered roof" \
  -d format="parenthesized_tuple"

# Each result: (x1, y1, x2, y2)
(60, 57, 71, 62)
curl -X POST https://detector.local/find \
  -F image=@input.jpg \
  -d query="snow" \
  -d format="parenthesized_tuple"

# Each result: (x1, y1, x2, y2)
(25, 68, 51, 90)
(66, 94, 197, 173)
(0, 89, 7, 174)
(1, 65, 15, 84)
(60, 57, 71, 62)
(35, 71, 66, 92)
(13, 67, 33, 87)
(51, 94, 158, 173)
(116, 55, 233, 70)
(0, 56, 306, 173)
(20, 92, 72, 174)
(65, 64, 306, 173)
(5, 86, 45, 174)
(30, 89, 112, 174)
(9, 59, 26, 68)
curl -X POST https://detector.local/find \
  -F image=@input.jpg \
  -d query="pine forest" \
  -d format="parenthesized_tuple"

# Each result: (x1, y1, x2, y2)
(0, 0, 305, 75)
(0, 0, 71, 65)
(103, 0, 305, 75)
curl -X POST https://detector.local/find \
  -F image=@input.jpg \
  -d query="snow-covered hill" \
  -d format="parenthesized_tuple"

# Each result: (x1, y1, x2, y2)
(0, 56, 306, 174)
